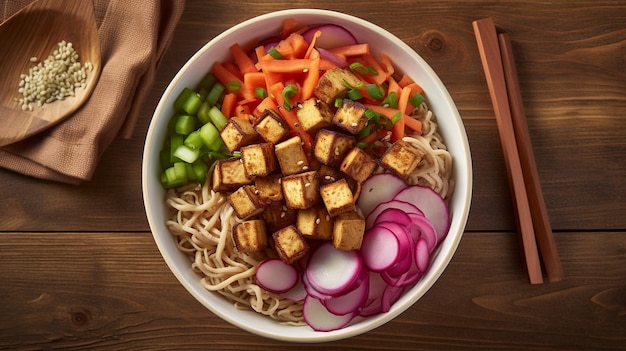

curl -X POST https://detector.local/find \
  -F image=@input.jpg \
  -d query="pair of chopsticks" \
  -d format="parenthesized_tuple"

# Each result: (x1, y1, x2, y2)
(472, 18, 563, 284)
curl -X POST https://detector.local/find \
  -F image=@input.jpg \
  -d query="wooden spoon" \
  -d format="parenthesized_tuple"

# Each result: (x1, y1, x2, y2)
(0, 0, 101, 147)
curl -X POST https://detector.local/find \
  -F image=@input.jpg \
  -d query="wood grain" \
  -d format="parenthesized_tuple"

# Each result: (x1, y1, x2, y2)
(0, 0, 625, 349)
(0, 232, 623, 350)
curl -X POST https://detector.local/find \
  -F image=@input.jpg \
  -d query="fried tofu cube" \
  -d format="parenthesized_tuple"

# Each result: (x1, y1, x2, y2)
(340, 147, 377, 183)
(272, 225, 310, 264)
(263, 200, 297, 233)
(254, 109, 290, 144)
(212, 157, 253, 193)
(274, 135, 310, 175)
(314, 67, 363, 104)
(255, 173, 283, 204)
(332, 211, 365, 251)
(281, 170, 320, 209)
(233, 219, 268, 252)
(320, 179, 355, 217)
(333, 99, 368, 134)
(318, 164, 342, 185)
(313, 129, 357, 167)
(220, 116, 258, 153)
(297, 205, 333, 240)
(379, 140, 426, 179)
(296, 98, 333, 132)
(240, 143, 277, 178)
(227, 185, 265, 220)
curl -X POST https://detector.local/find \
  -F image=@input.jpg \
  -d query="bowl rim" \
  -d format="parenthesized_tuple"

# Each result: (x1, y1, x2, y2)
(142, 8, 472, 343)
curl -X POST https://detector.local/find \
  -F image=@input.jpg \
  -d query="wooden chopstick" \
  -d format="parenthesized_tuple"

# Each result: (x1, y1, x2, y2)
(472, 18, 543, 284)
(497, 33, 563, 282)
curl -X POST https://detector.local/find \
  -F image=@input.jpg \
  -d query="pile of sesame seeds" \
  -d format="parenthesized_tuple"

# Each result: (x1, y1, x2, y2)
(17, 40, 93, 111)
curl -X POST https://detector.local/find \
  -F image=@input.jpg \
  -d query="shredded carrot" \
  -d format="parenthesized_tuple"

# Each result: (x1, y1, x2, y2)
(379, 52, 395, 76)
(230, 43, 257, 75)
(243, 72, 267, 97)
(387, 75, 401, 99)
(329, 43, 370, 57)
(269, 82, 313, 151)
(397, 74, 414, 87)
(254, 45, 267, 62)
(391, 114, 405, 142)
(253, 96, 280, 117)
(221, 92, 237, 118)
(398, 86, 412, 115)
(284, 32, 309, 59)
(406, 82, 425, 96)
(304, 30, 322, 59)
(212, 62, 244, 89)
(301, 57, 320, 100)
(361, 54, 387, 85)
(403, 114, 423, 134)
(319, 59, 339, 71)
(222, 61, 244, 81)
(235, 104, 251, 118)
(259, 58, 313, 73)
(281, 18, 300, 38)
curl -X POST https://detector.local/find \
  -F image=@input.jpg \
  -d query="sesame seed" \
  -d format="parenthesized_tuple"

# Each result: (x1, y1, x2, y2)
(351, 122, 358, 127)
(302, 166, 309, 170)
(315, 218, 321, 224)
(304, 182, 311, 187)
(296, 160, 304, 165)
(280, 211, 286, 218)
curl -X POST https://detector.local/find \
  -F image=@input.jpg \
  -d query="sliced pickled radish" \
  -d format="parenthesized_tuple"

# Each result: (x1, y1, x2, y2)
(303, 295, 355, 332)
(305, 242, 363, 296)
(255, 258, 298, 294)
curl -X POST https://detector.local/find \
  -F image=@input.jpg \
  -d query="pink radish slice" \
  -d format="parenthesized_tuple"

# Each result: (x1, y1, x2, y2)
(317, 47, 349, 68)
(373, 208, 413, 228)
(406, 213, 438, 253)
(393, 185, 450, 242)
(323, 269, 370, 315)
(415, 238, 430, 273)
(365, 199, 423, 229)
(381, 285, 406, 313)
(301, 272, 334, 301)
(279, 277, 307, 302)
(361, 226, 401, 272)
(301, 24, 357, 49)
(255, 258, 298, 293)
(357, 173, 408, 217)
(305, 242, 363, 296)
(371, 221, 411, 262)
(303, 295, 355, 332)
(360, 272, 387, 317)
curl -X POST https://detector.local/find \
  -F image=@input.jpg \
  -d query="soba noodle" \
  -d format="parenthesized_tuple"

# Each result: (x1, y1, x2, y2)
(165, 101, 452, 325)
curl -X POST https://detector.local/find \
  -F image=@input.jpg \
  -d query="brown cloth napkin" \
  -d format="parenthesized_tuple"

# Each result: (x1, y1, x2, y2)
(0, 0, 185, 184)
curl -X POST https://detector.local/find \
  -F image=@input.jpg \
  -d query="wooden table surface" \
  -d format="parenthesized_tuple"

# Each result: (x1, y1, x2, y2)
(1, 1, 625, 350)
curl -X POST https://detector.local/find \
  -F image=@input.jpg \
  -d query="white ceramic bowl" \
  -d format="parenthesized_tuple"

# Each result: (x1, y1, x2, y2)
(143, 9, 472, 343)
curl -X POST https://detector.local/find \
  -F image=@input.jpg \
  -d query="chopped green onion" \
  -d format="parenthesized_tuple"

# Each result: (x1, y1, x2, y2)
(365, 109, 378, 120)
(366, 84, 385, 100)
(382, 92, 398, 108)
(358, 124, 372, 139)
(226, 80, 241, 92)
(267, 47, 284, 59)
(349, 62, 370, 75)
(174, 115, 197, 135)
(199, 122, 224, 151)
(184, 130, 205, 150)
(356, 141, 368, 149)
(208, 106, 229, 130)
(347, 89, 362, 100)
(282, 84, 298, 110)
(197, 101, 212, 124)
(255, 87, 268, 99)
(342, 79, 364, 90)
(232, 150, 242, 158)
(334, 98, 343, 108)
(391, 112, 403, 124)
(206, 82, 225, 106)
(174, 88, 202, 115)
(197, 73, 217, 91)
(409, 92, 425, 107)
(173, 144, 201, 163)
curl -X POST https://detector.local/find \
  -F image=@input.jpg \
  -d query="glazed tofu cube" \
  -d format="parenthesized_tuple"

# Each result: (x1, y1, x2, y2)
(255, 173, 283, 204)
(212, 157, 253, 193)
(220, 116, 258, 153)
(254, 109, 290, 144)
(332, 211, 365, 251)
(340, 147, 377, 183)
(274, 135, 310, 175)
(240, 143, 277, 178)
(281, 170, 320, 209)
(296, 205, 333, 240)
(313, 129, 356, 167)
(263, 200, 297, 233)
(272, 225, 310, 264)
(320, 179, 355, 217)
(380, 140, 425, 179)
(314, 67, 363, 104)
(333, 99, 368, 134)
(296, 98, 333, 132)
(318, 164, 342, 185)
(233, 219, 268, 252)
(227, 185, 265, 220)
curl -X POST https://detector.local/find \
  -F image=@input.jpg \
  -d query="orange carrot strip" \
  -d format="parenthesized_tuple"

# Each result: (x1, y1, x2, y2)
(255, 45, 267, 62)
(301, 57, 320, 100)
(260, 58, 312, 73)
(281, 18, 300, 38)
(379, 52, 395, 76)
(253, 96, 280, 117)
(398, 86, 412, 115)
(285, 32, 309, 59)
(221, 92, 237, 118)
(387, 75, 401, 99)
(269, 82, 313, 151)
(361, 54, 388, 85)
(243, 72, 267, 96)
(406, 82, 425, 96)
(235, 105, 251, 118)
(213, 62, 244, 88)
(230, 43, 257, 75)
(403, 114, 423, 134)
(391, 114, 405, 142)
(329, 43, 370, 57)
(304, 30, 322, 59)
(222, 61, 244, 80)
(397, 74, 414, 87)
(319, 59, 339, 71)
